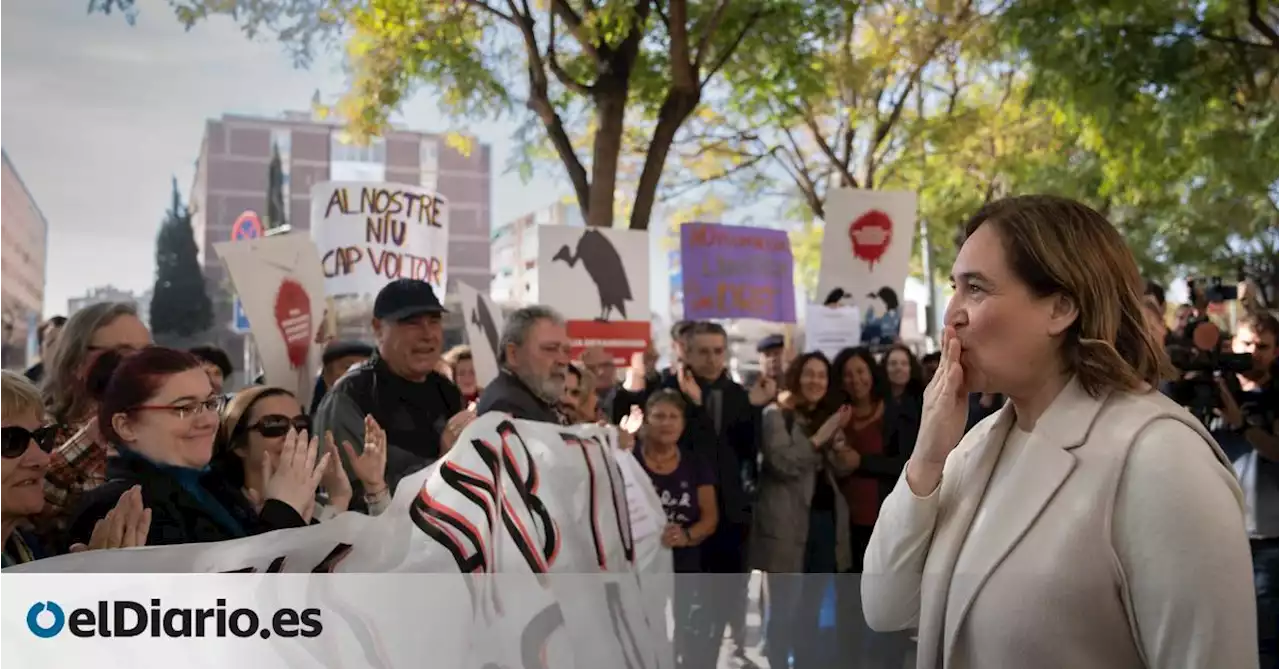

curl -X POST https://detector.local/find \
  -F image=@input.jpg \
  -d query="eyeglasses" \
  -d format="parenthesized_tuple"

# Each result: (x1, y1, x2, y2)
(246, 414, 311, 439)
(1, 425, 60, 459)
(132, 396, 226, 420)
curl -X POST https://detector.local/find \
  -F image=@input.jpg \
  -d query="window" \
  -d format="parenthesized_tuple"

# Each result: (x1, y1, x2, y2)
(420, 138, 440, 192)
(271, 128, 292, 204)
(330, 132, 387, 181)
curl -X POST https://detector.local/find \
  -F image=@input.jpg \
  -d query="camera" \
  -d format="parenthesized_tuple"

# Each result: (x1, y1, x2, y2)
(1166, 316, 1253, 426)
(1186, 276, 1238, 307)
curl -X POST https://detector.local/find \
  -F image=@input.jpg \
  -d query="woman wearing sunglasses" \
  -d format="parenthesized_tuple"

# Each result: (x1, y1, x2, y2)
(3, 371, 149, 567)
(217, 386, 390, 519)
(67, 348, 328, 547)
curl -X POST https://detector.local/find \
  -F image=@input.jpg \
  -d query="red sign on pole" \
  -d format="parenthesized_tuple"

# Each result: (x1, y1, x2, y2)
(232, 211, 263, 242)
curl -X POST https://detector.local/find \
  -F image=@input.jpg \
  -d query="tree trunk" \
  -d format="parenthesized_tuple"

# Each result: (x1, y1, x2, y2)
(587, 82, 628, 227)
(630, 89, 700, 230)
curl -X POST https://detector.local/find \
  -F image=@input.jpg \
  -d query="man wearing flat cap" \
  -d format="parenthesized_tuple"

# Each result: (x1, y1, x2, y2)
(313, 279, 475, 510)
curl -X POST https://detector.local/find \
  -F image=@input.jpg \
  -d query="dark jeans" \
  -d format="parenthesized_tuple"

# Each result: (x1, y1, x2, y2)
(1254, 539, 1278, 669)
(696, 522, 751, 666)
(673, 574, 715, 669)
(766, 508, 838, 669)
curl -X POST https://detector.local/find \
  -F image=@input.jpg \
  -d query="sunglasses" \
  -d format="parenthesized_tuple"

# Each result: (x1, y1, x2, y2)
(247, 414, 311, 439)
(1, 425, 60, 459)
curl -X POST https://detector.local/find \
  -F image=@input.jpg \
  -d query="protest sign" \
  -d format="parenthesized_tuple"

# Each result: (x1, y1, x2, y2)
(537, 226, 651, 364)
(816, 189, 916, 345)
(213, 235, 326, 407)
(680, 222, 795, 323)
(456, 282, 505, 387)
(310, 181, 449, 298)
(5, 415, 672, 669)
(804, 303, 862, 362)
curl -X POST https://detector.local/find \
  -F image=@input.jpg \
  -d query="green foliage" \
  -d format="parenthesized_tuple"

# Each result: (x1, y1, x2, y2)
(94, 0, 796, 230)
(151, 178, 213, 338)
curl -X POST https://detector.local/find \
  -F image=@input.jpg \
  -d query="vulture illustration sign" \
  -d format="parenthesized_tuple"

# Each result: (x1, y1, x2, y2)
(816, 188, 916, 346)
(538, 226, 651, 365)
(456, 281, 504, 387)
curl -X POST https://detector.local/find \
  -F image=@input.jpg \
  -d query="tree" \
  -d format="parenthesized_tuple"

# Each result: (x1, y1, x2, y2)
(999, 0, 1279, 280)
(266, 142, 288, 230)
(91, 0, 797, 231)
(151, 178, 213, 338)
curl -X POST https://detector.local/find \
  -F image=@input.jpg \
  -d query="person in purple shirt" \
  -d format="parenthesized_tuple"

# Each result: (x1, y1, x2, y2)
(637, 388, 718, 667)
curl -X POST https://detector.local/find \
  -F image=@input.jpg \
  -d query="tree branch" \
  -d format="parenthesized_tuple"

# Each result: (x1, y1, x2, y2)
(798, 100, 858, 188)
(509, 0, 591, 216)
(699, 9, 764, 87)
(546, 10, 595, 95)
(552, 0, 601, 61)
(662, 146, 779, 199)
(779, 126, 825, 218)
(1248, 0, 1279, 47)
(693, 0, 733, 70)
(462, 0, 516, 24)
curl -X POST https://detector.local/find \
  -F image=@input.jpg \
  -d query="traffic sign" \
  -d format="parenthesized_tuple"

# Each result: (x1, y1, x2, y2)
(230, 212, 261, 334)
(232, 297, 251, 334)
(232, 211, 263, 242)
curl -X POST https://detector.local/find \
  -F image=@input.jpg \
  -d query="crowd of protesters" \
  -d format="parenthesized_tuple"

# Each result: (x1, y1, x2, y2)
(5, 196, 1276, 669)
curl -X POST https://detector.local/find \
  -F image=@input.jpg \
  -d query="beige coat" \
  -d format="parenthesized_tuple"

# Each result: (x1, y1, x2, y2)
(750, 405, 855, 573)
(862, 378, 1258, 669)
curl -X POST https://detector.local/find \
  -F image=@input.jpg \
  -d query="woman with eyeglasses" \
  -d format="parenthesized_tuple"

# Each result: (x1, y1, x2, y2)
(3, 371, 149, 567)
(67, 348, 329, 547)
(216, 386, 391, 519)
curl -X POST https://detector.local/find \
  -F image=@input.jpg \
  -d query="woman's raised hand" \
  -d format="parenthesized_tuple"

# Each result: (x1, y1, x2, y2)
(263, 428, 330, 519)
(907, 327, 970, 495)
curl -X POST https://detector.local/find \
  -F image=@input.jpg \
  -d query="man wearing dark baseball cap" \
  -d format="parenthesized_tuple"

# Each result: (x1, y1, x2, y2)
(313, 279, 475, 510)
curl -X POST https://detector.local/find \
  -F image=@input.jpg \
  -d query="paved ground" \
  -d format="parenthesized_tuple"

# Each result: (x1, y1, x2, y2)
(709, 572, 916, 669)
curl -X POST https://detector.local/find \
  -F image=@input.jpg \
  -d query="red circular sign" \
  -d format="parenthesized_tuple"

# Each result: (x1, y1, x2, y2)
(232, 211, 263, 242)
(848, 210, 893, 269)
(273, 279, 313, 368)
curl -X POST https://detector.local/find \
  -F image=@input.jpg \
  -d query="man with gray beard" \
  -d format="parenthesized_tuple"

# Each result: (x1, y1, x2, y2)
(476, 305, 571, 424)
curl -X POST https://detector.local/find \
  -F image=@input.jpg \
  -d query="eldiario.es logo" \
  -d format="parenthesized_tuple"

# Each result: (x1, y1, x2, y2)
(27, 599, 322, 639)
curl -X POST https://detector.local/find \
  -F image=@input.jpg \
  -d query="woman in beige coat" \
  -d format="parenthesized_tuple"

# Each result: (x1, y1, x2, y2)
(862, 195, 1258, 669)
(751, 351, 857, 669)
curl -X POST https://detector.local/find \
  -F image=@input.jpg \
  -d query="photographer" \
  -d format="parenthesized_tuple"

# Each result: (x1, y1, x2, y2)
(1215, 312, 1277, 668)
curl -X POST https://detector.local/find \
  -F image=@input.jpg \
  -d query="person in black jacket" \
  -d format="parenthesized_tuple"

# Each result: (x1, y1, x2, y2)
(313, 280, 473, 507)
(477, 305, 570, 424)
(671, 321, 775, 664)
(68, 348, 323, 547)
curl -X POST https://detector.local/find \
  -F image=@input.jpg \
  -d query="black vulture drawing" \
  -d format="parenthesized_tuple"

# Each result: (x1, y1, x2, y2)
(551, 230, 632, 321)
(470, 295, 500, 359)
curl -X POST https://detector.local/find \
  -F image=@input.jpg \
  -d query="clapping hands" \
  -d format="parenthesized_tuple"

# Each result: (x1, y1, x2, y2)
(251, 427, 330, 522)
(617, 405, 644, 450)
(70, 485, 151, 552)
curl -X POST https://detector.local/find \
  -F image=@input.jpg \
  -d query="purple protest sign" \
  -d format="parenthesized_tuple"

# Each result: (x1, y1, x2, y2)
(681, 222, 796, 323)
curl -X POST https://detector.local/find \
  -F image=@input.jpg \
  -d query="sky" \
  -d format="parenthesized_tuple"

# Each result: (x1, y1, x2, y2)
(2, 0, 604, 318)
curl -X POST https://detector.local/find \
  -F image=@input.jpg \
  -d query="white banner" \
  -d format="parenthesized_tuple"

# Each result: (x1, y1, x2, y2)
(456, 282, 505, 388)
(816, 189, 916, 345)
(310, 181, 450, 299)
(537, 225, 650, 322)
(4, 416, 672, 669)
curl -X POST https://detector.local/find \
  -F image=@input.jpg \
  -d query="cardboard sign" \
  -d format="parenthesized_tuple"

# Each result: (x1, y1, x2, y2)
(213, 235, 326, 407)
(804, 303, 862, 362)
(310, 181, 450, 299)
(816, 189, 916, 346)
(680, 223, 795, 323)
(537, 226, 651, 364)
(456, 282, 504, 387)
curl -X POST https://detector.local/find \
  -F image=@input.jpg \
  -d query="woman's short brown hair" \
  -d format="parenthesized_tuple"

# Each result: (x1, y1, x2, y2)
(962, 195, 1172, 397)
